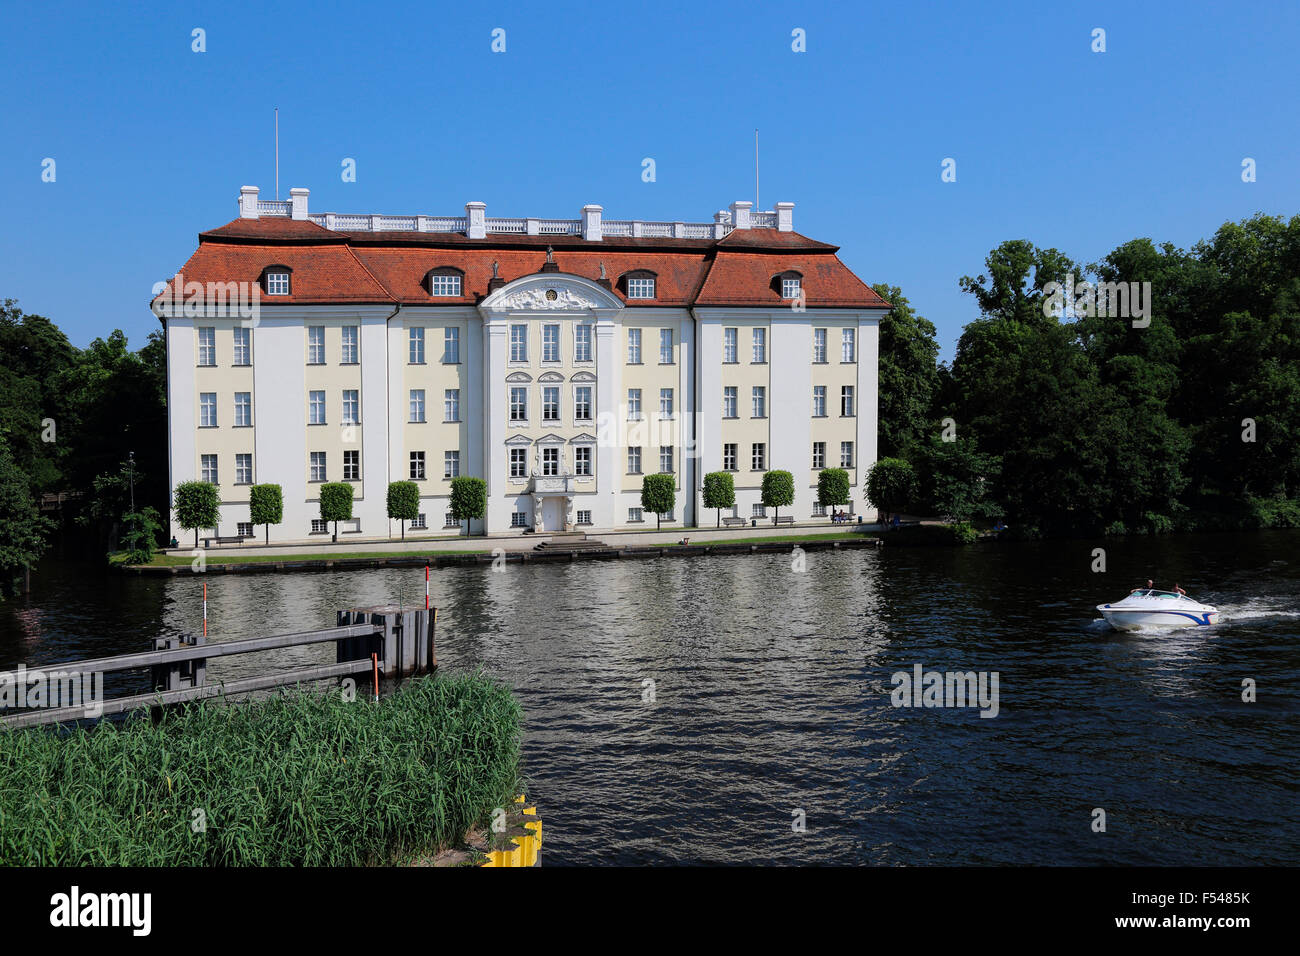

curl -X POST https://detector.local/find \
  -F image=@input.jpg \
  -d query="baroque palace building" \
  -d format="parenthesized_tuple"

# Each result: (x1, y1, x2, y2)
(157, 187, 888, 544)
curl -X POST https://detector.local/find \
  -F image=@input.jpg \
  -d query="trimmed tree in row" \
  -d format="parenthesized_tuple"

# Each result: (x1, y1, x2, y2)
(173, 480, 220, 548)
(761, 470, 794, 524)
(319, 482, 354, 543)
(817, 467, 851, 516)
(866, 457, 918, 522)
(248, 483, 283, 544)
(449, 476, 486, 536)
(387, 480, 420, 540)
(641, 473, 675, 530)
(702, 471, 736, 527)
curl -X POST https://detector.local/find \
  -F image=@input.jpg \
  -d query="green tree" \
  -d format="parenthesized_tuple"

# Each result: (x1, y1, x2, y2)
(249, 484, 283, 545)
(121, 506, 162, 564)
(449, 477, 486, 536)
(386, 481, 420, 539)
(173, 480, 220, 548)
(640, 473, 675, 529)
(816, 467, 851, 512)
(865, 458, 918, 518)
(872, 284, 940, 458)
(915, 437, 1000, 522)
(701, 471, 736, 527)
(0, 442, 52, 598)
(761, 470, 795, 523)
(319, 482, 354, 542)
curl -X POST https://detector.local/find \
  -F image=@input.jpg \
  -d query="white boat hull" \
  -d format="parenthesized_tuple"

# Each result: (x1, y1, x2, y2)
(1097, 589, 1219, 630)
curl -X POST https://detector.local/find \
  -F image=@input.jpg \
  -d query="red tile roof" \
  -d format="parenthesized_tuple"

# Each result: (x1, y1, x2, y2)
(156, 218, 889, 312)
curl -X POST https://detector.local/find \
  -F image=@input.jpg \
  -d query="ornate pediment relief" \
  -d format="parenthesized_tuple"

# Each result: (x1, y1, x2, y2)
(504, 434, 533, 446)
(570, 432, 597, 444)
(570, 371, 597, 383)
(481, 274, 623, 313)
(538, 371, 565, 383)
(505, 371, 533, 383)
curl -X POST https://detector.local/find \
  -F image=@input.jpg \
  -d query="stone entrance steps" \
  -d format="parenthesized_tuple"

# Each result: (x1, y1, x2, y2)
(533, 534, 614, 553)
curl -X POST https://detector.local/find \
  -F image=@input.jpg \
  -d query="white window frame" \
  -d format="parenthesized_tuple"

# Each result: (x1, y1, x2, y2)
(409, 327, 425, 364)
(752, 328, 766, 363)
(198, 327, 216, 366)
(659, 388, 673, 419)
(723, 443, 737, 471)
(813, 385, 826, 417)
(628, 507, 644, 523)
(542, 386, 560, 422)
(813, 328, 827, 363)
(341, 326, 359, 364)
(265, 272, 290, 296)
(627, 328, 642, 364)
(409, 451, 426, 480)
(343, 449, 360, 481)
(574, 385, 593, 421)
(509, 448, 527, 478)
(234, 392, 252, 427)
(443, 326, 460, 363)
(574, 445, 593, 477)
(444, 389, 460, 422)
(342, 389, 360, 425)
(510, 324, 527, 362)
(723, 328, 738, 363)
(752, 386, 766, 419)
(626, 277, 655, 299)
(409, 389, 425, 423)
(444, 450, 460, 479)
(841, 385, 855, 417)
(574, 324, 592, 362)
(659, 328, 673, 364)
(310, 451, 326, 482)
(430, 274, 462, 297)
(542, 324, 560, 362)
(308, 327, 325, 364)
(842, 327, 856, 363)
(309, 390, 326, 425)
(542, 447, 559, 476)
(627, 388, 642, 421)
(812, 442, 826, 469)
(752, 443, 766, 471)
(841, 441, 855, 468)
(235, 453, 252, 485)
(233, 327, 251, 366)
(509, 387, 528, 422)
(199, 392, 217, 428)
(659, 446, 673, 474)
(200, 454, 218, 484)
(627, 446, 642, 474)
(723, 386, 737, 419)
(782, 276, 802, 299)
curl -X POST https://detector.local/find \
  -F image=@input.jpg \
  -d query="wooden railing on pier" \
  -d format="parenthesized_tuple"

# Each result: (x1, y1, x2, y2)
(0, 605, 436, 730)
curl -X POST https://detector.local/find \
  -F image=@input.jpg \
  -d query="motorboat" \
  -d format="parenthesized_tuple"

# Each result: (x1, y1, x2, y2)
(1096, 589, 1219, 631)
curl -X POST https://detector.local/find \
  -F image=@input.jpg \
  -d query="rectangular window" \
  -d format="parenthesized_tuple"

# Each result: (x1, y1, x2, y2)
(841, 441, 855, 468)
(409, 451, 426, 480)
(199, 392, 217, 427)
(430, 274, 462, 296)
(543, 386, 560, 421)
(752, 328, 767, 363)
(409, 389, 425, 423)
(543, 324, 560, 362)
(511, 511, 528, 528)
(842, 327, 856, 362)
(311, 518, 328, 534)
(627, 388, 642, 420)
(659, 328, 673, 364)
(723, 443, 737, 471)
(343, 389, 359, 425)
(575, 324, 592, 362)
(310, 451, 326, 482)
(198, 327, 216, 366)
(752, 503, 767, 518)
(308, 327, 325, 364)
(510, 448, 527, 478)
(812, 502, 826, 517)
(659, 446, 673, 474)
(782, 277, 802, 299)
(200, 454, 218, 484)
(234, 392, 252, 427)
(235, 453, 252, 485)
(812, 442, 826, 469)
(443, 326, 460, 363)
(411, 513, 427, 530)
(627, 328, 641, 364)
(574, 446, 592, 476)
(575, 386, 592, 421)
(723, 386, 737, 419)
(233, 327, 251, 366)
(723, 328, 738, 363)
(444, 512, 458, 528)
(627, 446, 642, 474)
(343, 449, 359, 481)
(510, 324, 527, 362)
(813, 328, 827, 363)
(628, 507, 644, 523)
(659, 388, 673, 418)
(237, 521, 253, 537)
(510, 387, 527, 422)
(752, 386, 766, 418)
(309, 390, 326, 425)
(542, 447, 559, 476)
(752, 443, 766, 471)
(813, 385, 826, 417)
(576, 510, 592, 525)
(444, 450, 460, 478)
(627, 277, 655, 299)
(341, 326, 359, 364)
(409, 327, 425, 363)
(841, 385, 855, 417)
(266, 272, 289, 295)
(444, 389, 460, 422)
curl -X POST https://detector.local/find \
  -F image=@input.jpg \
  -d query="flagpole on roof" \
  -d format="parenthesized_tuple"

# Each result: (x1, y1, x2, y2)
(754, 128, 760, 211)
(275, 108, 279, 201)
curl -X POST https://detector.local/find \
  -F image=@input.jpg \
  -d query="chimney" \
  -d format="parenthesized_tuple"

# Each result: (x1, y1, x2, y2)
(729, 200, 753, 230)
(239, 186, 260, 219)
(581, 204, 602, 241)
(775, 201, 794, 232)
(290, 187, 309, 220)
(466, 201, 486, 239)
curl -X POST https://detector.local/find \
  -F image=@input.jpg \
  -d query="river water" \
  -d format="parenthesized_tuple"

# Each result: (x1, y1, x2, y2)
(3, 531, 1298, 865)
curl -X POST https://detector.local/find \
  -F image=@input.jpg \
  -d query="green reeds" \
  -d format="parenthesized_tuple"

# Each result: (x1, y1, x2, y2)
(0, 671, 522, 866)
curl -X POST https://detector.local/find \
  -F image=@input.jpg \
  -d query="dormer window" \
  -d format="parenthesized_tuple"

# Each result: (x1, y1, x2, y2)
(772, 270, 804, 299)
(621, 270, 658, 300)
(425, 267, 464, 297)
(261, 266, 292, 296)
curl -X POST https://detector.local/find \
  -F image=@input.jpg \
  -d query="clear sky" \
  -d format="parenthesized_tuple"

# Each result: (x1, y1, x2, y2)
(2, 0, 1297, 361)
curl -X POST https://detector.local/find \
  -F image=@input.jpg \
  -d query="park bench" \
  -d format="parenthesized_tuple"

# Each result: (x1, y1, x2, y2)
(721, 516, 748, 527)
(773, 515, 795, 526)
(203, 535, 249, 548)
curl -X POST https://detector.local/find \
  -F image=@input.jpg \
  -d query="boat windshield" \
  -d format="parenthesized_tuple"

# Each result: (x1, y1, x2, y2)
(1135, 590, 1186, 599)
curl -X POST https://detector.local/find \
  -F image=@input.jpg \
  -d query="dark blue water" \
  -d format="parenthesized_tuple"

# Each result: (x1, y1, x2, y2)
(3, 530, 1297, 864)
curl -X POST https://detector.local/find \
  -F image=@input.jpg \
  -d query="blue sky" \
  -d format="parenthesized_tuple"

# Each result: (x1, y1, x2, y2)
(2, 0, 1297, 361)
